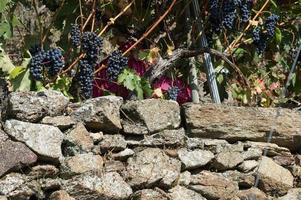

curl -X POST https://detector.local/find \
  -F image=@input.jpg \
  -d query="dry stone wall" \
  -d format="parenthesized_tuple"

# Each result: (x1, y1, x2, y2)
(0, 90, 301, 199)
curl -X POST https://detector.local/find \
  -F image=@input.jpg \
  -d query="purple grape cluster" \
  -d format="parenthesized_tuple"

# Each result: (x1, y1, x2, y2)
(240, 0, 252, 23)
(70, 24, 81, 47)
(30, 51, 45, 80)
(78, 59, 94, 98)
(252, 14, 279, 54)
(167, 86, 180, 101)
(252, 27, 266, 54)
(45, 48, 65, 76)
(208, 0, 253, 33)
(77, 32, 103, 98)
(30, 48, 65, 80)
(81, 32, 103, 61)
(265, 14, 280, 38)
(106, 50, 128, 81)
(222, 0, 239, 30)
(209, 0, 222, 33)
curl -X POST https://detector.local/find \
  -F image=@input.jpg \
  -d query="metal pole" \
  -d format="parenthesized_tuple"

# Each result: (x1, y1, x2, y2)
(191, 0, 221, 103)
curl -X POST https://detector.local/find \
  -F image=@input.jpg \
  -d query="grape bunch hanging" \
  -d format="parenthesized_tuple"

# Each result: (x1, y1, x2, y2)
(70, 24, 127, 99)
(208, 0, 253, 33)
(252, 14, 279, 54)
(29, 48, 65, 80)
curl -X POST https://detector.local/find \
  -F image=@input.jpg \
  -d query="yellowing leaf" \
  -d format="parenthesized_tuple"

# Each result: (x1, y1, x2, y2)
(249, 20, 259, 26)
(152, 88, 163, 98)
(147, 47, 160, 64)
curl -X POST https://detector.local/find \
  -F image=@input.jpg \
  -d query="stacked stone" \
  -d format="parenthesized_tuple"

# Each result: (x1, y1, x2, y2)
(0, 90, 301, 199)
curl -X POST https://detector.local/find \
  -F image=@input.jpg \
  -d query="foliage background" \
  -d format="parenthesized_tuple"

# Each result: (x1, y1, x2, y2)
(0, 0, 301, 107)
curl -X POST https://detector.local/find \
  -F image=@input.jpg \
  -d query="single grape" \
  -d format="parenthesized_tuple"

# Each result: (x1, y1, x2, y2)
(106, 50, 128, 81)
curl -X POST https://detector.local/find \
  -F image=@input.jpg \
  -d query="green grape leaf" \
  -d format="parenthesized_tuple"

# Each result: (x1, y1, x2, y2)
(11, 68, 31, 91)
(233, 48, 247, 59)
(0, 46, 15, 74)
(0, 0, 10, 12)
(141, 77, 152, 97)
(9, 67, 25, 79)
(275, 27, 282, 44)
(0, 20, 12, 39)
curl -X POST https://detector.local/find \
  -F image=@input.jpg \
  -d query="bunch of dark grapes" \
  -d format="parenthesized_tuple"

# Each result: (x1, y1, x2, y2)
(78, 59, 94, 98)
(167, 86, 180, 101)
(29, 48, 65, 80)
(209, 0, 222, 33)
(45, 48, 65, 76)
(70, 24, 81, 47)
(240, 0, 252, 23)
(264, 14, 279, 38)
(106, 50, 128, 81)
(252, 14, 279, 54)
(77, 32, 103, 98)
(30, 51, 46, 80)
(252, 27, 266, 54)
(81, 32, 103, 62)
(222, 0, 239, 30)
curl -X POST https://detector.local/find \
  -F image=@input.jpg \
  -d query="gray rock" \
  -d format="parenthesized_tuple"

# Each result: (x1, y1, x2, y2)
(169, 186, 206, 200)
(104, 161, 125, 173)
(237, 188, 268, 200)
(90, 132, 103, 143)
(183, 103, 301, 151)
(113, 149, 135, 160)
(213, 151, 244, 170)
(64, 123, 94, 154)
(273, 155, 295, 167)
(243, 141, 291, 157)
(0, 140, 37, 177)
(49, 190, 75, 200)
(139, 129, 186, 147)
(121, 99, 181, 134)
(64, 172, 132, 200)
(28, 165, 59, 179)
(131, 189, 169, 200)
(222, 170, 255, 189)
(238, 160, 258, 172)
(178, 171, 191, 186)
(8, 90, 69, 122)
(0, 173, 26, 196)
(257, 156, 294, 195)
(278, 188, 301, 200)
(125, 148, 181, 189)
(4, 120, 64, 161)
(60, 154, 103, 178)
(242, 147, 262, 160)
(0, 173, 42, 199)
(70, 96, 123, 133)
(189, 171, 239, 200)
(42, 116, 76, 130)
(178, 148, 214, 170)
(0, 130, 8, 142)
(99, 134, 127, 152)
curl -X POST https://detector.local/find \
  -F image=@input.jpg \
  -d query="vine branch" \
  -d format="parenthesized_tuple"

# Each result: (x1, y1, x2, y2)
(122, 0, 177, 56)
(225, 0, 270, 53)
